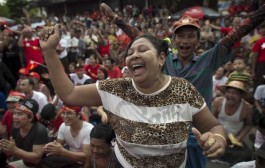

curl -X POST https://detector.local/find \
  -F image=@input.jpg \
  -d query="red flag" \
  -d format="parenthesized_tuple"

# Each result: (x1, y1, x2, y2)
(26, 60, 39, 70)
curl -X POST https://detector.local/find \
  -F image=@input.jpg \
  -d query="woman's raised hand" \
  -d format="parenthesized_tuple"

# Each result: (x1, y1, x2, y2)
(100, 3, 116, 22)
(38, 24, 61, 52)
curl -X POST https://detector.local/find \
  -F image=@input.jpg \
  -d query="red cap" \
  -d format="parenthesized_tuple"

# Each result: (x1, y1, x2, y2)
(29, 72, 40, 81)
(173, 15, 200, 33)
(6, 91, 25, 102)
(18, 68, 29, 75)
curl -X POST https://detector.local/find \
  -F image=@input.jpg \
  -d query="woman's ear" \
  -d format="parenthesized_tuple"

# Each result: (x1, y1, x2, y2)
(158, 52, 166, 67)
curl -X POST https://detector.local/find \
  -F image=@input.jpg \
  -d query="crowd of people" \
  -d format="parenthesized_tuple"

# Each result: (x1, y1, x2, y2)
(0, 0, 265, 167)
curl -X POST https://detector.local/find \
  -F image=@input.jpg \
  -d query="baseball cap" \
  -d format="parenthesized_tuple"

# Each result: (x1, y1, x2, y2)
(18, 68, 29, 75)
(16, 99, 39, 115)
(29, 72, 40, 81)
(173, 15, 200, 33)
(6, 91, 25, 102)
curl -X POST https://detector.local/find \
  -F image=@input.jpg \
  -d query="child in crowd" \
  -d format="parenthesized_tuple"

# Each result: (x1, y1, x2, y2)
(227, 57, 253, 89)
(212, 66, 228, 100)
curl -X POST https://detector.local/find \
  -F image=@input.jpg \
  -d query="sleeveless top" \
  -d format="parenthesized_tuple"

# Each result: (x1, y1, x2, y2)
(92, 151, 114, 168)
(218, 98, 244, 135)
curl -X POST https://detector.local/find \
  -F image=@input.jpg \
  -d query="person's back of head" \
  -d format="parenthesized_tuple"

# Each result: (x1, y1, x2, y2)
(41, 103, 57, 121)
(90, 123, 115, 145)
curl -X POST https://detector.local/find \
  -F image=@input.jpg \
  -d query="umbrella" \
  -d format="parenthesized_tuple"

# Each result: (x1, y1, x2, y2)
(172, 6, 220, 20)
(0, 16, 15, 26)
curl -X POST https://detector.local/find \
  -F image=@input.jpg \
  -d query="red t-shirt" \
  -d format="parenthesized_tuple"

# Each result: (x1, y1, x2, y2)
(99, 40, 110, 57)
(84, 64, 101, 81)
(220, 27, 241, 48)
(1, 110, 13, 138)
(23, 37, 44, 65)
(50, 115, 64, 132)
(107, 66, 122, 79)
(252, 36, 265, 63)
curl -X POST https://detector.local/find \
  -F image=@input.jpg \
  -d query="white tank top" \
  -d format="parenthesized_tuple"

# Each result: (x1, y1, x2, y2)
(218, 98, 244, 136)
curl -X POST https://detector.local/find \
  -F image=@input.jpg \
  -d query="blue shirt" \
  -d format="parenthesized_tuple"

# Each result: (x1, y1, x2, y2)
(164, 42, 231, 109)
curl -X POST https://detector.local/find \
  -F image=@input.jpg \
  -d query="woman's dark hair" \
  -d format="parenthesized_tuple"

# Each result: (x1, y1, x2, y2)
(90, 123, 116, 145)
(124, 34, 169, 58)
(98, 67, 108, 80)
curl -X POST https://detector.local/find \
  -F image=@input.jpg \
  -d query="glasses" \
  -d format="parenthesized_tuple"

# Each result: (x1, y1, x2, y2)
(60, 112, 76, 117)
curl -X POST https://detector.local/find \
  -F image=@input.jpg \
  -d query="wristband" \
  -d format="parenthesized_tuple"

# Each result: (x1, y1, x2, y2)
(214, 134, 227, 143)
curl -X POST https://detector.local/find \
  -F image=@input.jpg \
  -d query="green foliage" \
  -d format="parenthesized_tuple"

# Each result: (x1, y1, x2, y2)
(6, 0, 28, 19)
(0, 4, 10, 18)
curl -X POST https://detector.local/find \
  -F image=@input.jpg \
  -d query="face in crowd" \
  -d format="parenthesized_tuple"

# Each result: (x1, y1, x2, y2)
(125, 34, 167, 85)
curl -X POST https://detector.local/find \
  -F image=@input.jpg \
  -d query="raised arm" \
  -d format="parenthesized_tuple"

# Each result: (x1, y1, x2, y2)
(221, 4, 265, 51)
(38, 25, 102, 107)
(100, 3, 142, 40)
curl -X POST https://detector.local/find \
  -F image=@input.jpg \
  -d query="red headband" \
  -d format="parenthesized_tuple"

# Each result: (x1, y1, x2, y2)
(15, 104, 33, 115)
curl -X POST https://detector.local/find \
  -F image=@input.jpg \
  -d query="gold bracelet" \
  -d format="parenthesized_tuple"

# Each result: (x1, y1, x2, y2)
(214, 134, 227, 142)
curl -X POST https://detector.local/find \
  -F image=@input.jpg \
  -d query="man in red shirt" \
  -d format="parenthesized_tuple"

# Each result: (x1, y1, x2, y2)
(208, 17, 242, 52)
(84, 54, 102, 82)
(18, 26, 45, 74)
(104, 57, 122, 79)
(252, 23, 265, 91)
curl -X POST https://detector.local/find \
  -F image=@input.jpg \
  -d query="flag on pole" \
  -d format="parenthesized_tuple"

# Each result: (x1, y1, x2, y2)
(26, 60, 47, 70)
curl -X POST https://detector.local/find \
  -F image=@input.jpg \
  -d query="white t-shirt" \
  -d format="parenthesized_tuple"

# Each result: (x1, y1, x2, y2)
(212, 76, 228, 93)
(58, 121, 94, 152)
(32, 90, 48, 113)
(231, 160, 255, 168)
(58, 38, 68, 59)
(68, 37, 79, 52)
(254, 85, 265, 108)
(69, 73, 91, 86)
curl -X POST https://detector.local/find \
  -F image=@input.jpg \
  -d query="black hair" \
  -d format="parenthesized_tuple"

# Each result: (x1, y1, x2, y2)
(105, 57, 115, 64)
(232, 56, 247, 64)
(90, 123, 116, 145)
(98, 67, 108, 80)
(124, 34, 169, 58)
(41, 103, 57, 121)
(25, 78, 35, 88)
(84, 79, 92, 85)
(76, 55, 84, 60)
(258, 115, 265, 129)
